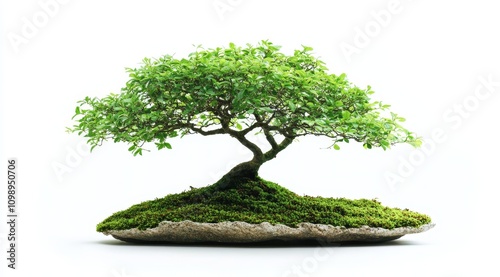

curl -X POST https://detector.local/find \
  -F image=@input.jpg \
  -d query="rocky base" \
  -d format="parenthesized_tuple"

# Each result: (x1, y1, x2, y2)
(102, 221, 435, 244)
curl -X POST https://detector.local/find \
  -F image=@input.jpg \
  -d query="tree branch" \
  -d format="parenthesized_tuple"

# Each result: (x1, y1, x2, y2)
(252, 112, 279, 149)
(263, 136, 294, 162)
(221, 124, 264, 161)
(263, 128, 278, 149)
(239, 122, 262, 136)
(189, 125, 226, 136)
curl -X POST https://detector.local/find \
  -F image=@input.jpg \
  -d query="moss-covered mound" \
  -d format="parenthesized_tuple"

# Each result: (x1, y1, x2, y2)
(97, 178, 431, 232)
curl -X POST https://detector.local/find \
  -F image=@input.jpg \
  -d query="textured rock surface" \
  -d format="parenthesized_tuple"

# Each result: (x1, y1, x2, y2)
(103, 221, 435, 244)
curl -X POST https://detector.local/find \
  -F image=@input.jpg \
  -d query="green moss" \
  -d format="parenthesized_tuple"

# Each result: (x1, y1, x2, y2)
(96, 178, 431, 232)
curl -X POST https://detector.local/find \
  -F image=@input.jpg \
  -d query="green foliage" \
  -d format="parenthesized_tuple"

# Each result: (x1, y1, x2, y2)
(68, 40, 420, 155)
(96, 179, 431, 232)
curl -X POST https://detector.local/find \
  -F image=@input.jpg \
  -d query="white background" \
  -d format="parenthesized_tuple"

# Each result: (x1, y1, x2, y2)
(1, 0, 499, 276)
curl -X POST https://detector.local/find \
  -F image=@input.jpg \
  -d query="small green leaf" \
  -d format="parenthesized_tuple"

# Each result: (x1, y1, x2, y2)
(380, 140, 390, 148)
(133, 148, 143, 156)
(156, 142, 173, 150)
(333, 144, 340, 150)
(302, 45, 313, 52)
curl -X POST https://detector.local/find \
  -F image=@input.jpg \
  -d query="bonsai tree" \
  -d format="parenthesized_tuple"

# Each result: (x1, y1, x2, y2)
(69, 40, 420, 191)
(68, 41, 432, 239)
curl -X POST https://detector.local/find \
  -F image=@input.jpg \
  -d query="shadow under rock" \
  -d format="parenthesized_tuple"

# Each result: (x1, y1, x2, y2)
(95, 237, 426, 248)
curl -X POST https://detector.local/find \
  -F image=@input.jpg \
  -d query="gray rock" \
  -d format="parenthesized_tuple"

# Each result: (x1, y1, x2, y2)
(103, 221, 435, 244)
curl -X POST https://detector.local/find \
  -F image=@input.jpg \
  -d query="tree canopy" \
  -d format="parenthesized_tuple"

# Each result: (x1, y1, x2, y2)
(69, 40, 420, 187)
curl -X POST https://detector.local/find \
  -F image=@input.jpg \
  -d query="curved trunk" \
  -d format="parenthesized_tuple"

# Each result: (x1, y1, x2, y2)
(213, 159, 263, 190)
(212, 136, 294, 190)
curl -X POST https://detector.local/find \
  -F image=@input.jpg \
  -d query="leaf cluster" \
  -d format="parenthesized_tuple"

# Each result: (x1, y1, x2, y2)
(69, 41, 420, 155)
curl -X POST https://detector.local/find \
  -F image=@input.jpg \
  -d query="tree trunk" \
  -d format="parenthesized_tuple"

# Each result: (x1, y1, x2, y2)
(211, 135, 294, 191)
(213, 159, 263, 190)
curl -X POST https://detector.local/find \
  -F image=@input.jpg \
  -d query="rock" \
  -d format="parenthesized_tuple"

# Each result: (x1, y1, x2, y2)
(102, 221, 435, 244)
